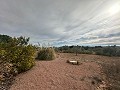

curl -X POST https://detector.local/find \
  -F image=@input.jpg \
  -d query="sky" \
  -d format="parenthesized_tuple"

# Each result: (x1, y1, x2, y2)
(0, 0, 120, 46)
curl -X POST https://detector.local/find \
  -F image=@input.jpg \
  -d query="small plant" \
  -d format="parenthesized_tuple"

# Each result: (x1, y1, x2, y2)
(37, 47, 56, 60)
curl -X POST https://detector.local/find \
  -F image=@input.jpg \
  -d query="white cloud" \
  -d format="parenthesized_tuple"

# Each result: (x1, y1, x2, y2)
(0, 0, 120, 46)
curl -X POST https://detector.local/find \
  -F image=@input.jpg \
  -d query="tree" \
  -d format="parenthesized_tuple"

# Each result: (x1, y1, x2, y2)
(73, 45, 79, 56)
(17, 36, 30, 46)
(0, 34, 12, 43)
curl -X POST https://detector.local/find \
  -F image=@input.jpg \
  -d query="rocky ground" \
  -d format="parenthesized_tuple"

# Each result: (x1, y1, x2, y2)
(10, 53, 108, 90)
(0, 61, 17, 90)
(0, 53, 119, 90)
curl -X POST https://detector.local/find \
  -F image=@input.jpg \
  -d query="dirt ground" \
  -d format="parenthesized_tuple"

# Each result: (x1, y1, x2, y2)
(10, 53, 110, 90)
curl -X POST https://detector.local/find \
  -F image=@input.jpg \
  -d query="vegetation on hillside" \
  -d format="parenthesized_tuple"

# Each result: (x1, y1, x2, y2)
(55, 45, 120, 57)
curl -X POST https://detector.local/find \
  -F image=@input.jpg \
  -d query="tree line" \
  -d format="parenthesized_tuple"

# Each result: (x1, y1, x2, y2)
(55, 45, 120, 57)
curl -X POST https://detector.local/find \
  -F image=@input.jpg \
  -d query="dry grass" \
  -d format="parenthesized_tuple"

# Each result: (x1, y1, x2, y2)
(99, 59, 120, 90)
(36, 47, 56, 60)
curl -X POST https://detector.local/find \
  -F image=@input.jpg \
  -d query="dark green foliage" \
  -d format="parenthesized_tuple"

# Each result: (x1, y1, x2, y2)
(56, 45, 120, 57)
(95, 46, 120, 57)
(56, 45, 93, 55)
(37, 47, 56, 60)
(0, 34, 12, 43)
(17, 36, 30, 46)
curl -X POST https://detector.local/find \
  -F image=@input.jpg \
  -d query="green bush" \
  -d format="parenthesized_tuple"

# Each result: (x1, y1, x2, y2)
(8, 45, 35, 73)
(37, 47, 56, 60)
(0, 35, 36, 73)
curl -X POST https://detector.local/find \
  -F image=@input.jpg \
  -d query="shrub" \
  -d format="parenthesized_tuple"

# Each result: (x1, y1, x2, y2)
(37, 47, 56, 60)
(8, 45, 35, 73)
(0, 35, 36, 89)
(0, 35, 36, 73)
(95, 48, 103, 55)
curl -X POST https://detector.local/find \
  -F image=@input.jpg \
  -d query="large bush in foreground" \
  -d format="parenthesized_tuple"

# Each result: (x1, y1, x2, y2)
(6, 45, 35, 73)
(37, 47, 56, 60)
(0, 35, 36, 73)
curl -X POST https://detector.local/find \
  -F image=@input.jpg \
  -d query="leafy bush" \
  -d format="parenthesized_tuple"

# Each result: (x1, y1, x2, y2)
(0, 35, 36, 73)
(37, 47, 56, 60)
(6, 45, 35, 73)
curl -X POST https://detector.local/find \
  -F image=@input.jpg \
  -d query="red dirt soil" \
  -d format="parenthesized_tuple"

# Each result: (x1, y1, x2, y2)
(10, 53, 104, 90)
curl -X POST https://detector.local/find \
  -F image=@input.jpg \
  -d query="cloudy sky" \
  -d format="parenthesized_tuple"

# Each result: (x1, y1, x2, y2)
(0, 0, 120, 46)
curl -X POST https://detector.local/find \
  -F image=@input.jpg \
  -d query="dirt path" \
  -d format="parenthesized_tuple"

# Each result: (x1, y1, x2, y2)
(10, 53, 103, 90)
